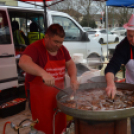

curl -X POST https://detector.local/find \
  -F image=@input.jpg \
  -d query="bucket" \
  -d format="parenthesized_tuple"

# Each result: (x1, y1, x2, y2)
(72, 53, 83, 63)
(66, 115, 73, 121)
(64, 70, 101, 88)
(78, 70, 101, 84)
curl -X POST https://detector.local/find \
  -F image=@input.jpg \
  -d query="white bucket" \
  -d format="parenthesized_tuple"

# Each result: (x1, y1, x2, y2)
(78, 70, 101, 84)
(64, 70, 101, 88)
(72, 53, 83, 63)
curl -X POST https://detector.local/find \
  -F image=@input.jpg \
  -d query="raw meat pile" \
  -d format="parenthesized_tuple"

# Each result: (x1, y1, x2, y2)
(60, 88, 134, 111)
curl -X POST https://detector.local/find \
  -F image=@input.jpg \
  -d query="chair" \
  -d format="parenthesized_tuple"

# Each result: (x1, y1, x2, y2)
(27, 32, 44, 44)
(28, 22, 44, 44)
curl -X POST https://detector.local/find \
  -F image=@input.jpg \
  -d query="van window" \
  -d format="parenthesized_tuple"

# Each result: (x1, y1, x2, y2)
(10, 12, 44, 35)
(0, 11, 11, 44)
(52, 16, 81, 41)
(9, 11, 44, 46)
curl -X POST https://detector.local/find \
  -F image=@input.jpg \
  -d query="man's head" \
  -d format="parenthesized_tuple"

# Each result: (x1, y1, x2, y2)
(45, 24, 65, 52)
(30, 22, 38, 32)
(127, 30, 134, 46)
(12, 20, 19, 32)
(124, 14, 134, 46)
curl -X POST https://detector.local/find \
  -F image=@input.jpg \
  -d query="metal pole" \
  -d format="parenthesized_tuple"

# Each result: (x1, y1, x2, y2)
(106, 6, 109, 60)
(34, 1, 36, 8)
(113, 9, 114, 27)
(102, 14, 103, 28)
(43, 0, 47, 34)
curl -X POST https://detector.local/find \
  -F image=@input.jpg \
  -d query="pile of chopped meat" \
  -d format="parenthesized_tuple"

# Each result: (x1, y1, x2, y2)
(60, 88, 134, 111)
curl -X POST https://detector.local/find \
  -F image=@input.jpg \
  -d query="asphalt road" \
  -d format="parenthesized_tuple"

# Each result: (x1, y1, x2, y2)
(101, 36, 125, 57)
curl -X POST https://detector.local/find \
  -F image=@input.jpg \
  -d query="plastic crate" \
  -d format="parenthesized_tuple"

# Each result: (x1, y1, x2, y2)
(0, 98, 26, 118)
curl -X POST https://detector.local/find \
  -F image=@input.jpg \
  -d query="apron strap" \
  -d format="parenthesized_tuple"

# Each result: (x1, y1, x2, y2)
(129, 43, 133, 59)
(130, 44, 133, 59)
(130, 47, 133, 59)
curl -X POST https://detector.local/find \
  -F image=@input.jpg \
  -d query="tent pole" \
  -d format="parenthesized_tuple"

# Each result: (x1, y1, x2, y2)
(43, 0, 47, 34)
(106, 6, 109, 60)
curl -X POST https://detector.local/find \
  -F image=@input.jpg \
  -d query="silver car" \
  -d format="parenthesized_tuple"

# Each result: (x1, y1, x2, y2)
(110, 27, 126, 36)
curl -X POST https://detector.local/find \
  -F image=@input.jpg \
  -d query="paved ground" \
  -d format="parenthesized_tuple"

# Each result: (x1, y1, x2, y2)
(0, 101, 32, 134)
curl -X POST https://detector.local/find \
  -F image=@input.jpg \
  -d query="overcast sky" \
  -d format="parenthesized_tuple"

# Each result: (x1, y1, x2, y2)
(18, 1, 43, 8)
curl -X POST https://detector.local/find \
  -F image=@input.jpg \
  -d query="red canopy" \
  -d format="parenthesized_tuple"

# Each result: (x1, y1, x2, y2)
(20, 0, 53, 1)
(20, 0, 106, 1)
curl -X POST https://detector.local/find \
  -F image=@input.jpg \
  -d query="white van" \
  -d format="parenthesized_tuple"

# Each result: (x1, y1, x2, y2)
(0, 6, 104, 91)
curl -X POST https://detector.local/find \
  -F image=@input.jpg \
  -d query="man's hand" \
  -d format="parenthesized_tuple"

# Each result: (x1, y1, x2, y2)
(105, 72, 116, 99)
(70, 79, 79, 91)
(42, 72, 55, 86)
(105, 84, 117, 99)
(69, 79, 79, 100)
(66, 59, 79, 91)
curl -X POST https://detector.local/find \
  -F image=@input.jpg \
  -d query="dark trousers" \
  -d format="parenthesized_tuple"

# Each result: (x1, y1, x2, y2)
(131, 117, 134, 134)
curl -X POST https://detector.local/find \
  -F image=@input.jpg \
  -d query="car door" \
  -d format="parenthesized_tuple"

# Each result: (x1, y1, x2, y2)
(100, 30, 107, 42)
(120, 27, 126, 36)
(51, 15, 87, 59)
(0, 8, 18, 90)
(106, 30, 114, 42)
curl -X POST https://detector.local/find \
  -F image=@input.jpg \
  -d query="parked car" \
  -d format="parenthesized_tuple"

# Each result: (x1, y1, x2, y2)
(110, 27, 126, 36)
(88, 29, 119, 44)
(83, 27, 93, 32)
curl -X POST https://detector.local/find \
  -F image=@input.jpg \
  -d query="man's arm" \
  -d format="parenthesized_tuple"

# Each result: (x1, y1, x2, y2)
(66, 59, 79, 90)
(105, 39, 128, 99)
(105, 72, 116, 99)
(19, 54, 55, 86)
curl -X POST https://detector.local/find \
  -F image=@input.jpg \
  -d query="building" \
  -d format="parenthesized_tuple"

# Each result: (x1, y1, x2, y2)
(0, 0, 18, 6)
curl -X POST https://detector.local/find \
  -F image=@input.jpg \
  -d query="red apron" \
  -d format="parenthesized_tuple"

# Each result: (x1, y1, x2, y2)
(126, 45, 134, 84)
(30, 48, 66, 134)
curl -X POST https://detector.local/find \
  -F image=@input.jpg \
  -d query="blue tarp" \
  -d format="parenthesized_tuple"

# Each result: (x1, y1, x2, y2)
(106, 0, 134, 8)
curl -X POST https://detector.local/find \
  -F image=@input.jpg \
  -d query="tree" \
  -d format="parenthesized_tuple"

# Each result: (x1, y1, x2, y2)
(49, 0, 82, 22)
(103, 6, 133, 27)
(50, 0, 134, 28)
(77, 0, 98, 27)
(80, 15, 97, 28)
(50, 0, 99, 25)
(114, 7, 133, 26)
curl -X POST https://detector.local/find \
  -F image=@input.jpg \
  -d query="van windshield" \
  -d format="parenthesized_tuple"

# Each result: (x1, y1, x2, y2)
(0, 11, 11, 44)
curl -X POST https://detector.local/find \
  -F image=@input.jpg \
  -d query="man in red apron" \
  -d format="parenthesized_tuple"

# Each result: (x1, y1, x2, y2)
(19, 24, 79, 134)
(105, 14, 134, 134)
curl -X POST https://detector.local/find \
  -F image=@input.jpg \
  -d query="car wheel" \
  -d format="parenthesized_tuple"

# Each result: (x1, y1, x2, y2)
(114, 37, 119, 42)
(99, 38, 103, 44)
